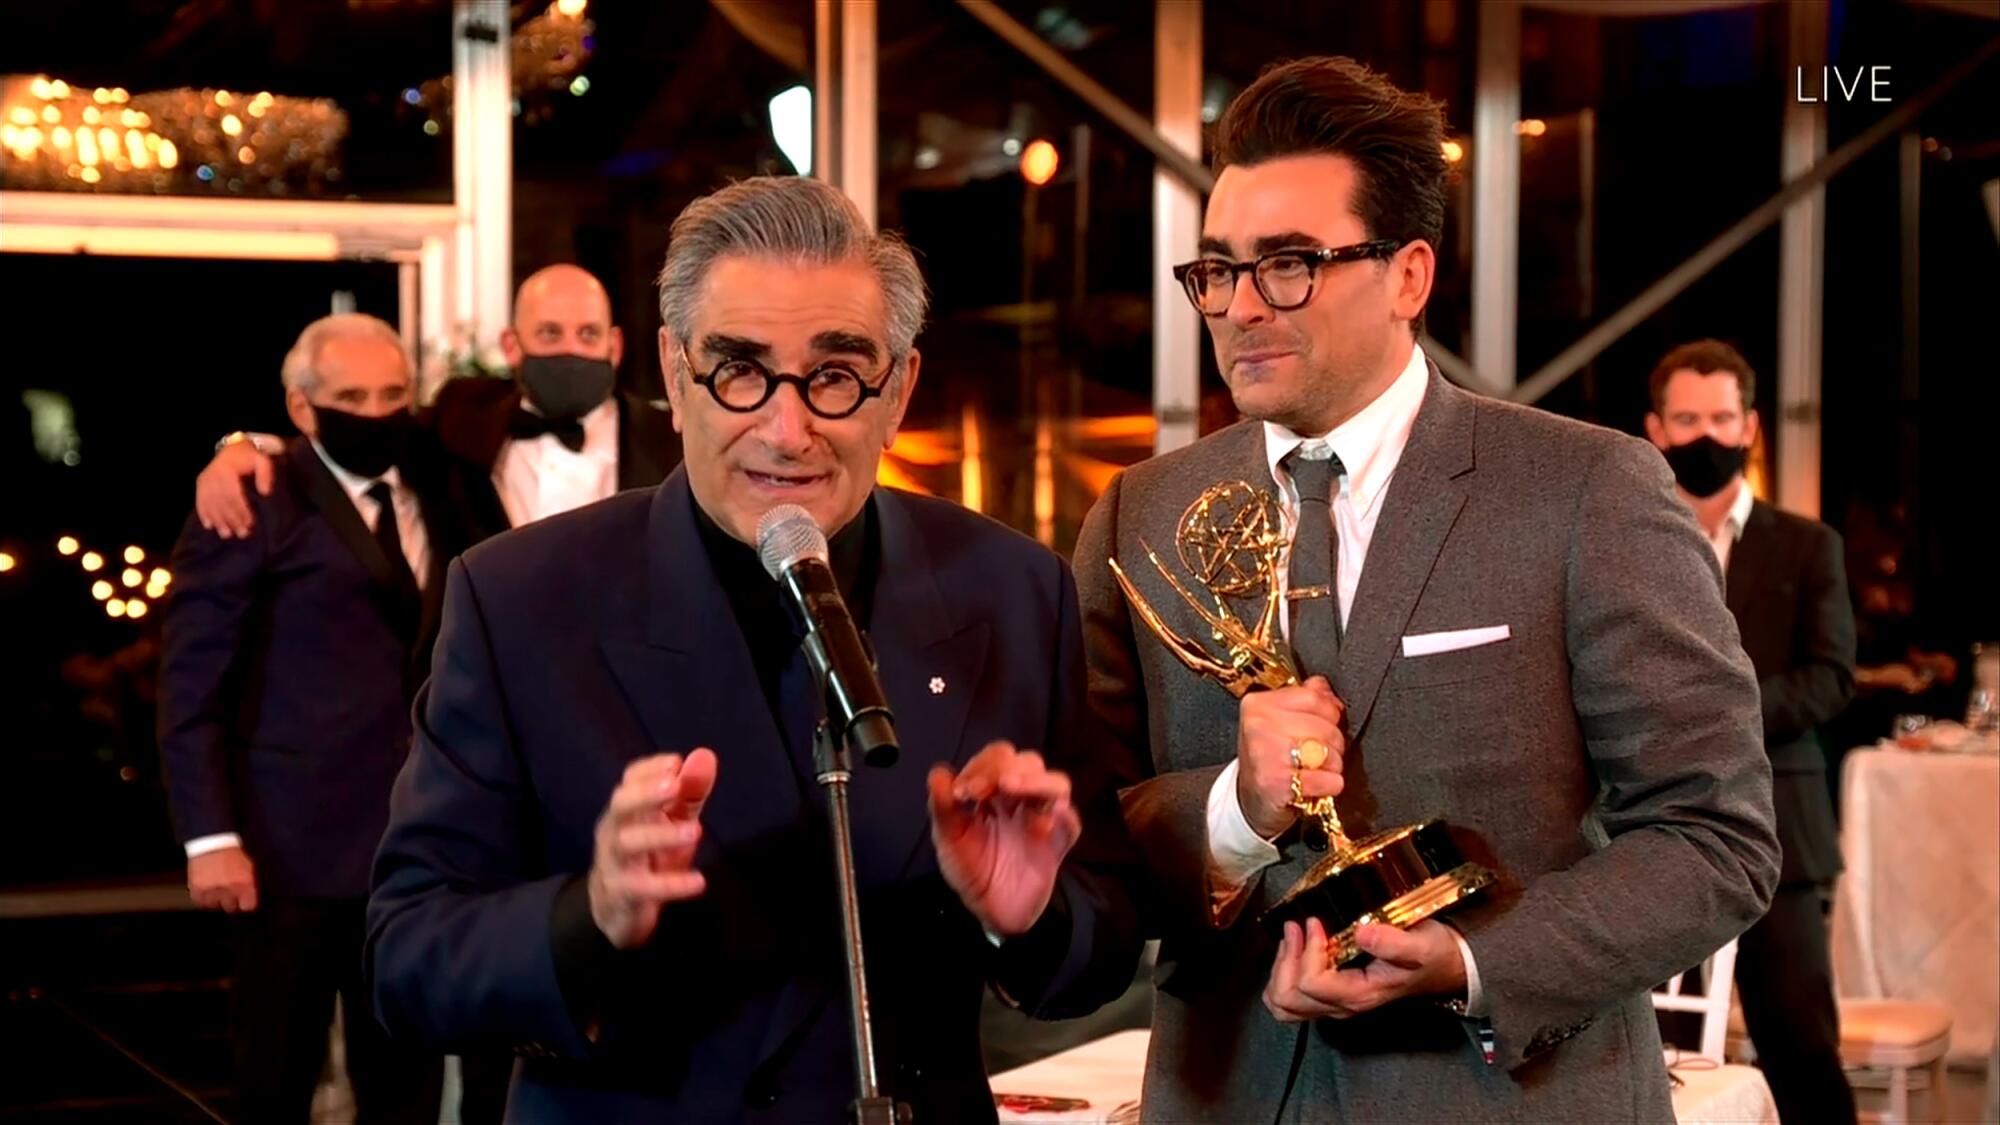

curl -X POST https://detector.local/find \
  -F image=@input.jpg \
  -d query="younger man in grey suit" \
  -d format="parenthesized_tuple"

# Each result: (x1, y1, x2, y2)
(1075, 57, 1781, 1122)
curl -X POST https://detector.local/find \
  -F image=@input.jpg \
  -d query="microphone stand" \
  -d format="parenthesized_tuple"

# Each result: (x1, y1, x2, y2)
(810, 704, 912, 1125)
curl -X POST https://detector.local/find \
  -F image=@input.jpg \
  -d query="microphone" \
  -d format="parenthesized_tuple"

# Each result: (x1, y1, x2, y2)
(756, 504, 899, 768)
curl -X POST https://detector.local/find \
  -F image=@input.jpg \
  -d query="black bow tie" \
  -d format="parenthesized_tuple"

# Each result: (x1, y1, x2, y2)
(509, 408, 586, 453)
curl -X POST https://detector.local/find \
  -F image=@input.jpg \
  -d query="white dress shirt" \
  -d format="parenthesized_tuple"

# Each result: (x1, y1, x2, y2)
(184, 440, 430, 861)
(493, 396, 620, 527)
(1707, 478, 1755, 574)
(1197, 344, 1486, 1012)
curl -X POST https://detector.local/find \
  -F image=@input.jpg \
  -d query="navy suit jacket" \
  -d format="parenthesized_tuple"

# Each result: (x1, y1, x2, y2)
(158, 438, 463, 899)
(367, 471, 1141, 1123)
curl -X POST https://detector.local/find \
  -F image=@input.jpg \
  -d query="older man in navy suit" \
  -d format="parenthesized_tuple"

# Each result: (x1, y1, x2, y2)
(159, 313, 454, 1123)
(366, 176, 1143, 1123)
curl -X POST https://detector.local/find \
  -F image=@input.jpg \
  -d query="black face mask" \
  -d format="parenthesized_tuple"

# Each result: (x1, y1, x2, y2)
(518, 353, 616, 421)
(1663, 434, 1749, 498)
(314, 406, 414, 479)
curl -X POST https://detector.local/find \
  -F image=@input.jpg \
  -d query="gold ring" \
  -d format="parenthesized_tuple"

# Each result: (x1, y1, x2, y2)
(1296, 737, 1329, 770)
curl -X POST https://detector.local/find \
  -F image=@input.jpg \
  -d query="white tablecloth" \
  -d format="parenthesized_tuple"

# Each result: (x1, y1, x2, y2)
(991, 1029, 1776, 1123)
(1665, 1055, 1779, 1125)
(1833, 744, 2000, 1065)
(991, 1029, 1145, 1124)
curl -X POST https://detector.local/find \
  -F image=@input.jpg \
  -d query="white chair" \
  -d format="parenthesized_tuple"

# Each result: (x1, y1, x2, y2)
(1655, 937, 1743, 1063)
(1653, 939, 1780, 1124)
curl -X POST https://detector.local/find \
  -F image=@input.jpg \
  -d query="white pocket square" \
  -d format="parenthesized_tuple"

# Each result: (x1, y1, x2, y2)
(1400, 625, 1511, 658)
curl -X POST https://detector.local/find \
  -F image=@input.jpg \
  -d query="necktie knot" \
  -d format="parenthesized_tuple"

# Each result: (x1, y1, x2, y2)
(1283, 445, 1344, 506)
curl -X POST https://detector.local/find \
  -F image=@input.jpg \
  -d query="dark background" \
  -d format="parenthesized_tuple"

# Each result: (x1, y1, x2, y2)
(3, 0, 1995, 880)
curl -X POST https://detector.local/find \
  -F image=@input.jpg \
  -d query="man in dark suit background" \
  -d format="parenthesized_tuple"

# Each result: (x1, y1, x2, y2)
(158, 313, 454, 1123)
(194, 263, 680, 544)
(364, 176, 1142, 1123)
(1646, 338, 1858, 1124)
(186, 267, 679, 1122)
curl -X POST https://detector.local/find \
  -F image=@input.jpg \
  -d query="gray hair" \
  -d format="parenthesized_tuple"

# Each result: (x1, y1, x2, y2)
(656, 176, 929, 390)
(280, 313, 410, 395)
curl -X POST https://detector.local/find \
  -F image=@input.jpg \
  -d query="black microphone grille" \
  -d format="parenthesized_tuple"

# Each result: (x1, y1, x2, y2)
(756, 504, 829, 580)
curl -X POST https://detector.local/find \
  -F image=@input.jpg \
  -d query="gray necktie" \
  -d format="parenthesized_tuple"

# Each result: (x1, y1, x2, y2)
(1283, 445, 1344, 679)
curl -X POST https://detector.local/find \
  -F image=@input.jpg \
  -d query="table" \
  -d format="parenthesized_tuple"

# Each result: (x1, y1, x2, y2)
(1833, 744, 2000, 1065)
(991, 1029, 1145, 1124)
(1665, 1055, 1779, 1125)
(990, 1030, 1777, 1123)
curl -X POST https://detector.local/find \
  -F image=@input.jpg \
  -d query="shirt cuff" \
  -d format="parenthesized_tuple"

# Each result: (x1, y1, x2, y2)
(185, 833, 242, 858)
(1445, 922, 1486, 1017)
(1205, 759, 1281, 914)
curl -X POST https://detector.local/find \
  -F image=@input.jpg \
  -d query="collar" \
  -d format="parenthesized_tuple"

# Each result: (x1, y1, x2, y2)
(1263, 341, 1430, 514)
(311, 438, 403, 501)
(1724, 478, 1755, 541)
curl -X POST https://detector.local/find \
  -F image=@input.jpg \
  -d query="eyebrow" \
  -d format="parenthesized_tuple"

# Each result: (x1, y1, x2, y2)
(698, 331, 880, 364)
(1252, 231, 1326, 256)
(1197, 231, 1329, 259)
(811, 331, 879, 362)
(698, 333, 771, 361)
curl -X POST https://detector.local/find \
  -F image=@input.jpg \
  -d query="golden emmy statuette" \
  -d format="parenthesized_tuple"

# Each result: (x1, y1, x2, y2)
(1110, 481, 1495, 966)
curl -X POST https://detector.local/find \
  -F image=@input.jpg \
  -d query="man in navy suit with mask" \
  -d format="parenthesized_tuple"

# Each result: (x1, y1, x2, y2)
(160, 313, 457, 1123)
(365, 176, 1144, 1123)
(192, 265, 682, 1123)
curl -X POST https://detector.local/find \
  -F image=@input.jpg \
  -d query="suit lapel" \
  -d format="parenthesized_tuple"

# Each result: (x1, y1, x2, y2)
(289, 439, 410, 608)
(615, 391, 679, 490)
(854, 490, 989, 883)
(1110, 421, 1289, 701)
(595, 477, 829, 1078)
(1725, 501, 1775, 622)
(433, 381, 518, 533)
(595, 473, 803, 828)
(1192, 422, 1288, 636)
(1337, 370, 1474, 739)
(410, 470, 457, 663)
(729, 490, 988, 1075)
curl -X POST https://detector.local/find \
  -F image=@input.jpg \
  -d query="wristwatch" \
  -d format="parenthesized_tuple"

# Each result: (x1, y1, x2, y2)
(215, 431, 280, 454)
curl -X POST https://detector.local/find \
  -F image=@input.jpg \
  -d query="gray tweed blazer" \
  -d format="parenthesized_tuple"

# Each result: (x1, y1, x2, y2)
(1074, 367, 1780, 1123)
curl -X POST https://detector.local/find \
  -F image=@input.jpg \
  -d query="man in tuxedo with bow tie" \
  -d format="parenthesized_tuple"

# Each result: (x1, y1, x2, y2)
(193, 264, 681, 544)
(364, 175, 1142, 1123)
(1075, 57, 1780, 1122)
(159, 313, 459, 1123)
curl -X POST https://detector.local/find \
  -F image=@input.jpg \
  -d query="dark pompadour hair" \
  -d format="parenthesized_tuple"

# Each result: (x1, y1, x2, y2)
(1211, 56, 1451, 256)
